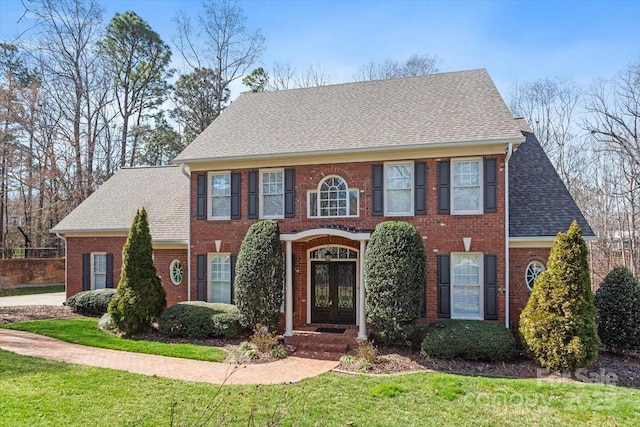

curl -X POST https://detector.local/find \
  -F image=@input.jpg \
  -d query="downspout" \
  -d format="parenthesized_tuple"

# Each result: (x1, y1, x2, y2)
(180, 163, 192, 302)
(56, 232, 67, 294)
(504, 143, 513, 329)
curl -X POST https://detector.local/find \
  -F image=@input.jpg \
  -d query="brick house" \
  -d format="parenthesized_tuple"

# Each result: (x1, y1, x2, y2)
(52, 69, 594, 338)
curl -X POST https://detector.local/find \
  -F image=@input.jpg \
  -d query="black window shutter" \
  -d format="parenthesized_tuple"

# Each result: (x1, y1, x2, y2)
(421, 255, 427, 318)
(196, 254, 207, 301)
(248, 171, 258, 219)
(372, 164, 384, 216)
(484, 158, 497, 213)
(82, 253, 90, 291)
(484, 254, 498, 320)
(196, 173, 207, 219)
(414, 162, 427, 215)
(230, 172, 241, 219)
(437, 254, 451, 318)
(230, 254, 237, 304)
(105, 253, 114, 288)
(437, 161, 450, 214)
(284, 169, 295, 218)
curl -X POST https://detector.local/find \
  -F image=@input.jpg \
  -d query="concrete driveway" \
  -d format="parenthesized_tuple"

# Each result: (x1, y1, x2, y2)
(0, 292, 66, 307)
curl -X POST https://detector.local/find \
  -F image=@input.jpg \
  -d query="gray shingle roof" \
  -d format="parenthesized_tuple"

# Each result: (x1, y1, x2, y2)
(174, 69, 524, 164)
(509, 131, 595, 237)
(51, 166, 188, 242)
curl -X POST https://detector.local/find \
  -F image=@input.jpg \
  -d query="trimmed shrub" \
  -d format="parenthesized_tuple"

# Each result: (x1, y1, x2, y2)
(234, 220, 284, 331)
(108, 208, 167, 335)
(98, 313, 118, 334)
(519, 221, 600, 371)
(158, 302, 242, 338)
(595, 266, 640, 354)
(65, 289, 116, 316)
(364, 221, 425, 345)
(421, 320, 515, 361)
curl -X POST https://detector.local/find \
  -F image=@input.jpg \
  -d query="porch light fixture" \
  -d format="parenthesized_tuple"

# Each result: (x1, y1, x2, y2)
(215, 240, 222, 252)
(463, 237, 472, 252)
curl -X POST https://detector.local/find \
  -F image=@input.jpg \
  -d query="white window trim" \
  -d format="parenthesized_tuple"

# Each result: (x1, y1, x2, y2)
(525, 261, 546, 291)
(208, 253, 232, 304)
(383, 161, 414, 217)
(208, 171, 231, 220)
(451, 157, 483, 215)
(450, 252, 484, 320)
(169, 259, 184, 285)
(307, 175, 359, 219)
(91, 252, 107, 290)
(259, 168, 285, 219)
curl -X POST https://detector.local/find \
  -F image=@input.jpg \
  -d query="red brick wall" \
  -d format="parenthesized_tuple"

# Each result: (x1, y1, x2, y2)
(65, 236, 187, 306)
(509, 247, 551, 330)
(190, 157, 508, 327)
(0, 258, 64, 287)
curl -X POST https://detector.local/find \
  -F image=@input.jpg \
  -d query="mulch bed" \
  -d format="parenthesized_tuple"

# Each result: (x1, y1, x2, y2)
(2, 305, 638, 389)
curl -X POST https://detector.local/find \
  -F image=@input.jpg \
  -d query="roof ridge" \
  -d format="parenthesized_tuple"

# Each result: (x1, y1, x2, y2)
(238, 68, 489, 97)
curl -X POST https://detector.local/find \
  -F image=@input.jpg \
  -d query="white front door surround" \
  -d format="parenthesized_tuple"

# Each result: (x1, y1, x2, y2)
(281, 228, 370, 340)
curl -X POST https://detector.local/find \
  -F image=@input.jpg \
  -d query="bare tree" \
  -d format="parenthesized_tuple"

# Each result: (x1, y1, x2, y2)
(584, 62, 640, 277)
(294, 63, 331, 88)
(354, 54, 439, 81)
(173, 0, 265, 116)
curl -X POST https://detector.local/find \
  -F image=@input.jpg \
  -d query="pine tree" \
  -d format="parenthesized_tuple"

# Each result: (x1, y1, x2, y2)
(108, 208, 166, 334)
(519, 221, 600, 371)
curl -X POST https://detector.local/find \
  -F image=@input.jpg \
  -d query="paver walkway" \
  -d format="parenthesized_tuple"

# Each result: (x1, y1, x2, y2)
(0, 329, 338, 385)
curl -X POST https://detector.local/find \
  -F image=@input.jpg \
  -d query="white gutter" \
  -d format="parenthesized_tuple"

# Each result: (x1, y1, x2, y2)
(504, 143, 513, 329)
(180, 163, 192, 302)
(56, 232, 67, 295)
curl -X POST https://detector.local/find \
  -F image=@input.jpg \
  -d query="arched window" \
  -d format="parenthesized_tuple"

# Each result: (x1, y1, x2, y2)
(525, 261, 545, 291)
(308, 176, 359, 217)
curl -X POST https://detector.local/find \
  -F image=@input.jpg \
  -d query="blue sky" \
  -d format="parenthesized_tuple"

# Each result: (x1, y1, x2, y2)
(1, 0, 639, 101)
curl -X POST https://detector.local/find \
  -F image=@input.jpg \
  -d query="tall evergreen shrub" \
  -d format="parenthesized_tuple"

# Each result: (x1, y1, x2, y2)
(234, 220, 284, 331)
(519, 221, 600, 371)
(595, 266, 640, 354)
(364, 221, 425, 345)
(108, 208, 166, 335)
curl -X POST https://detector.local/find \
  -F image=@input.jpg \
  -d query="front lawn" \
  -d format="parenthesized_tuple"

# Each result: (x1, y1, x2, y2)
(3, 318, 225, 362)
(0, 284, 64, 297)
(0, 349, 638, 426)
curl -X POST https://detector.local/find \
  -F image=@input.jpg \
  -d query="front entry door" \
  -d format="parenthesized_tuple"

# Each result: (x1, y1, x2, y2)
(311, 261, 356, 324)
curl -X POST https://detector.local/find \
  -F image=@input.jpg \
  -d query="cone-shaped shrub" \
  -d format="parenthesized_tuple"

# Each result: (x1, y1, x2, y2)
(234, 220, 284, 331)
(108, 208, 166, 335)
(595, 266, 640, 354)
(364, 221, 425, 345)
(519, 221, 600, 371)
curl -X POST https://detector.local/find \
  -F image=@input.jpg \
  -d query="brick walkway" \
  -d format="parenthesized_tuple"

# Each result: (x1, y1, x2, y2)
(0, 329, 338, 385)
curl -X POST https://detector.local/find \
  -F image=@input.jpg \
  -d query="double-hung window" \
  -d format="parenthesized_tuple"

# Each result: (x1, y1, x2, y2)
(308, 176, 358, 218)
(451, 159, 482, 214)
(209, 253, 231, 303)
(384, 162, 413, 216)
(451, 253, 483, 319)
(209, 172, 231, 219)
(92, 253, 107, 290)
(260, 169, 284, 218)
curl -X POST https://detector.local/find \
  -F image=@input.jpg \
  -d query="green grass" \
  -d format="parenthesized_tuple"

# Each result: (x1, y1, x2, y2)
(0, 350, 638, 426)
(3, 318, 225, 362)
(0, 284, 64, 297)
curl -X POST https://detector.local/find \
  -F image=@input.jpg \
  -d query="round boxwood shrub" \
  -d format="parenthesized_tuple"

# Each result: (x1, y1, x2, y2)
(109, 208, 167, 335)
(519, 221, 600, 372)
(65, 288, 116, 316)
(158, 302, 243, 339)
(595, 266, 640, 354)
(364, 221, 425, 345)
(421, 320, 515, 361)
(234, 220, 284, 331)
